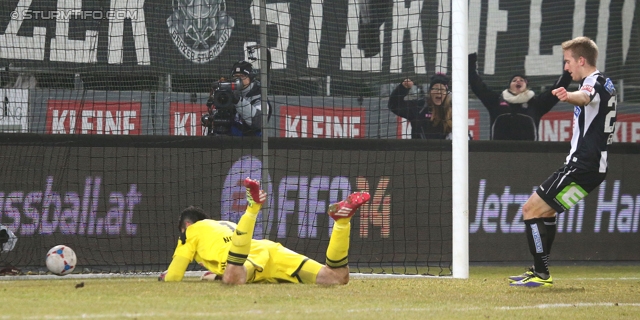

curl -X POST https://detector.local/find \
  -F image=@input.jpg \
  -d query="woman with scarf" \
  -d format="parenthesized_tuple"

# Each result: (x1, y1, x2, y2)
(468, 53, 572, 140)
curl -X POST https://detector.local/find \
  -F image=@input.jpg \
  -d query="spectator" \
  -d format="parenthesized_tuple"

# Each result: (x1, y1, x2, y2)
(203, 61, 268, 136)
(468, 52, 572, 140)
(388, 73, 452, 139)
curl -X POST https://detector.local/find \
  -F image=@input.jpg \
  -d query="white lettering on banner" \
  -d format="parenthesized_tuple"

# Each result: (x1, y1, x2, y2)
(0, 176, 140, 236)
(470, 180, 531, 234)
(470, 179, 585, 233)
(168, 103, 208, 136)
(557, 200, 584, 234)
(0, 0, 46, 60)
(108, 0, 149, 65)
(340, 0, 383, 72)
(435, 0, 451, 74)
(0, 89, 29, 133)
(49, 0, 98, 63)
(51, 110, 77, 134)
(473, 179, 639, 234)
(276, 175, 352, 238)
(622, 0, 635, 64)
(611, 115, 640, 143)
(47, 100, 142, 135)
(483, 0, 508, 75)
(468, 0, 482, 54)
(80, 110, 137, 135)
(250, 0, 289, 69)
(595, 180, 639, 233)
(524, 0, 564, 76)
(173, 112, 198, 136)
(540, 119, 572, 141)
(222, 156, 390, 239)
(0, 0, 148, 64)
(285, 115, 308, 138)
(0, 1, 636, 74)
(307, 0, 323, 69)
(633, 122, 640, 143)
(390, 0, 425, 74)
(311, 115, 361, 138)
(525, 0, 611, 74)
(279, 106, 365, 138)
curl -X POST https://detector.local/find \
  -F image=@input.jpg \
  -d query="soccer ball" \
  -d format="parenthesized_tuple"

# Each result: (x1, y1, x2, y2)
(46, 245, 77, 275)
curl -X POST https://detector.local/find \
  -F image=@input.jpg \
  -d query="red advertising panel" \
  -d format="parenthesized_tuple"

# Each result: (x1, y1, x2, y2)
(539, 111, 573, 141)
(279, 106, 366, 138)
(47, 100, 142, 135)
(396, 109, 480, 139)
(612, 113, 640, 143)
(540, 111, 640, 142)
(169, 102, 208, 136)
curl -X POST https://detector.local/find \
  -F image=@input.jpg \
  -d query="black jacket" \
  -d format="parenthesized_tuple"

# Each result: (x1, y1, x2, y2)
(388, 84, 449, 139)
(469, 71, 572, 140)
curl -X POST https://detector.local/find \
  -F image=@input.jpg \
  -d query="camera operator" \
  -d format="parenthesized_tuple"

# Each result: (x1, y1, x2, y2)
(203, 60, 267, 136)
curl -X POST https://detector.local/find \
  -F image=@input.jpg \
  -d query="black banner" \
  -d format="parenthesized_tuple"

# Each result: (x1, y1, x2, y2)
(0, 136, 638, 271)
(468, 142, 640, 262)
(0, 0, 638, 87)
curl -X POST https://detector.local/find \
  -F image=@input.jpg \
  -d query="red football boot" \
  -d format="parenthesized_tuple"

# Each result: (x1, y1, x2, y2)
(328, 192, 371, 220)
(243, 178, 265, 206)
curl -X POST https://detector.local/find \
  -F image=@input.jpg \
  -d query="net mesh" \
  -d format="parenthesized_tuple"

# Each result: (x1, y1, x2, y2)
(1, 0, 639, 276)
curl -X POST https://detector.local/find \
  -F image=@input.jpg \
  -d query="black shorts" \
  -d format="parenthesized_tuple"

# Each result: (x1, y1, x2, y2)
(536, 164, 606, 213)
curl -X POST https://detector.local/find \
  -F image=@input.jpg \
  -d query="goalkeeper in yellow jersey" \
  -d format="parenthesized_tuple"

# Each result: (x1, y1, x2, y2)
(160, 177, 370, 285)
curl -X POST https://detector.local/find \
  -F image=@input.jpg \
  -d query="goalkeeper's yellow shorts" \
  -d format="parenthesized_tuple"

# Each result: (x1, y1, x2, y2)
(245, 239, 323, 284)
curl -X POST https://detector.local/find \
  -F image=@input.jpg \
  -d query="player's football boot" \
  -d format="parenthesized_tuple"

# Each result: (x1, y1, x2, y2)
(509, 266, 535, 282)
(328, 192, 371, 221)
(243, 178, 265, 207)
(509, 273, 553, 287)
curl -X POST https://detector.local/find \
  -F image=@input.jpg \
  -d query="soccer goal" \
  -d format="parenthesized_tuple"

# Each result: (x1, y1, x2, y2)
(0, 0, 468, 279)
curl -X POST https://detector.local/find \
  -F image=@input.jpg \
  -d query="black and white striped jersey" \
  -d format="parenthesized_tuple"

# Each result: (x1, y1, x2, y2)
(565, 71, 617, 173)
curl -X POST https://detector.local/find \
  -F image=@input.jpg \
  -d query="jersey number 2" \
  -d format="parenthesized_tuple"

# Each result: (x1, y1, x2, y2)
(605, 95, 617, 145)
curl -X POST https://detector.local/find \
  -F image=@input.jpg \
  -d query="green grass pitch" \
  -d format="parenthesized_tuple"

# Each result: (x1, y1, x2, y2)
(1, 266, 638, 319)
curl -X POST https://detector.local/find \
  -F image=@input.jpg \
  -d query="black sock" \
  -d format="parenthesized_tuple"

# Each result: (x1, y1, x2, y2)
(525, 218, 550, 276)
(543, 216, 557, 254)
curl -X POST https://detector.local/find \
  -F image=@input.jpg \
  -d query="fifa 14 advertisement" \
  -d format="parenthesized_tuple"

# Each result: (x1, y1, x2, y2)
(0, 137, 638, 270)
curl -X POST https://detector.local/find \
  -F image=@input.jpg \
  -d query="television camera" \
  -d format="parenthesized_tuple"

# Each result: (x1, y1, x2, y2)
(201, 78, 242, 136)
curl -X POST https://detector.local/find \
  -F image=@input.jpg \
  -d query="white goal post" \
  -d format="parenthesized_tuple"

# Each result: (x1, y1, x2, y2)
(452, 0, 470, 279)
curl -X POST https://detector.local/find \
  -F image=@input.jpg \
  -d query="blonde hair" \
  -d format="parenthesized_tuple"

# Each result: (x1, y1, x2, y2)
(561, 36, 598, 67)
(429, 93, 452, 134)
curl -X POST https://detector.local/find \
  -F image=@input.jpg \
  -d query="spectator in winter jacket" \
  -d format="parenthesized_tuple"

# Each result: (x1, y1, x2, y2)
(388, 73, 453, 139)
(468, 52, 572, 140)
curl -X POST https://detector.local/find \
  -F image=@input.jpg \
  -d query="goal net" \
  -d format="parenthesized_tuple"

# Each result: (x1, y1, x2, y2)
(0, 0, 455, 277)
(4, 0, 638, 279)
